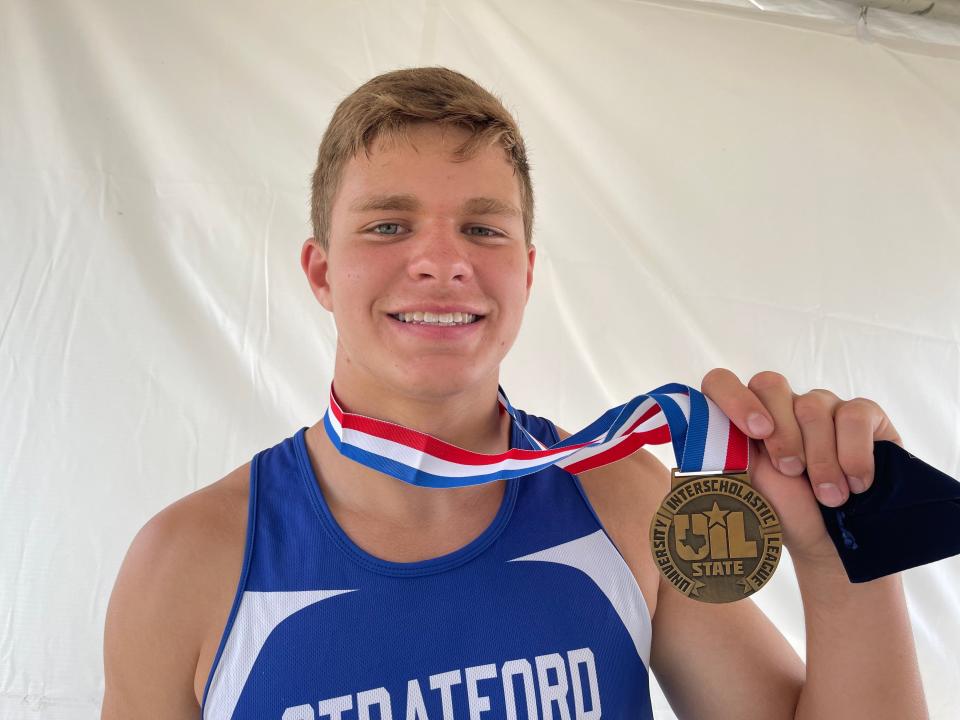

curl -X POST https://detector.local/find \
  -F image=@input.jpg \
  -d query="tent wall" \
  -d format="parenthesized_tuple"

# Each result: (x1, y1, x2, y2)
(2, 1, 958, 717)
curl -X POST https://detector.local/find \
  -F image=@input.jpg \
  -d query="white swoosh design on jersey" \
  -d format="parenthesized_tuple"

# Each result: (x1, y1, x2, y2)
(508, 529, 652, 666)
(204, 589, 357, 720)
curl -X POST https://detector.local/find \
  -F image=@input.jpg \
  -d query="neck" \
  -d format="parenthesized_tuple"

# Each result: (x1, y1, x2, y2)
(328, 355, 508, 452)
(305, 354, 512, 528)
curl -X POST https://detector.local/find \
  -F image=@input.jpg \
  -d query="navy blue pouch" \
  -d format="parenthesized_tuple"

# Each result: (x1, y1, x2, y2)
(819, 441, 960, 582)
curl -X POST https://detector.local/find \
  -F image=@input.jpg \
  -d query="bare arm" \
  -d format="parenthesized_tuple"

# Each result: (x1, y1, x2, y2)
(652, 530, 926, 720)
(792, 552, 926, 720)
(651, 574, 806, 720)
(558, 421, 924, 719)
(101, 475, 247, 720)
(101, 504, 206, 719)
(687, 368, 928, 720)
(649, 450, 924, 719)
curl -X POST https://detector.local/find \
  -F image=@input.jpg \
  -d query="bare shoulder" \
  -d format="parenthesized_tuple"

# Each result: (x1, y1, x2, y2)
(102, 462, 251, 719)
(554, 425, 670, 619)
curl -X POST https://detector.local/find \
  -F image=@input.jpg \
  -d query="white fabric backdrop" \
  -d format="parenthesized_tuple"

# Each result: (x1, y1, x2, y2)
(2, 0, 959, 717)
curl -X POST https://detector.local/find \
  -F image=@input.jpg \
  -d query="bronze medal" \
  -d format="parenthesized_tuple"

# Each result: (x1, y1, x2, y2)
(650, 469, 782, 603)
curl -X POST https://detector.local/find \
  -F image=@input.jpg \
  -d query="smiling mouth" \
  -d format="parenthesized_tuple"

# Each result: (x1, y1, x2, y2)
(388, 311, 484, 326)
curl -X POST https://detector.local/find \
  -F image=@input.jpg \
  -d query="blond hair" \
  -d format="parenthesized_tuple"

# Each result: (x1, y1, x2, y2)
(310, 66, 534, 250)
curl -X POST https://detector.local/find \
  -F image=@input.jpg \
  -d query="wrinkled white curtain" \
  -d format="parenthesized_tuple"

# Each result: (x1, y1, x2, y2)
(2, 0, 959, 718)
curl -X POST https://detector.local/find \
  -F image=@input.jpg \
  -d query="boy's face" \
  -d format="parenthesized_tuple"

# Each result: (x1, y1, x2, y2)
(304, 122, 535, 400)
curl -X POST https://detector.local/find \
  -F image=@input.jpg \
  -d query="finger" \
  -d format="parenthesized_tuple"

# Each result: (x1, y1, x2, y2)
(746, 372, 806, 477)
(701, 368, 775, 439)
(835, 397, 902, 494)
(794, 389, 848, 507)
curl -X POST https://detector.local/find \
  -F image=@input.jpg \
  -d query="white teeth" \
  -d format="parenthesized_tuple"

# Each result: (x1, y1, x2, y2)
(395, 311, 478, 325)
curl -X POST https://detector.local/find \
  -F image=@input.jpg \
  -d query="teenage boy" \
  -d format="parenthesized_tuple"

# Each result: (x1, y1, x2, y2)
(102, 67, 927, 719)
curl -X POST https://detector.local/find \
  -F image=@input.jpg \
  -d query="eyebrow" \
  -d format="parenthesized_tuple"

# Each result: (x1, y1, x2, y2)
(348, 193, 520, 218)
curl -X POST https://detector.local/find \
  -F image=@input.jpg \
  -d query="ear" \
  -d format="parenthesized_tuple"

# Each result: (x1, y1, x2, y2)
(301, 237, 333, 312)
(524, 243, 537, 301)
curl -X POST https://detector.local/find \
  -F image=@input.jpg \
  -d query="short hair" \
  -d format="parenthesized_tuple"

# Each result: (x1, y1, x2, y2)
(310, 66, 535, 250)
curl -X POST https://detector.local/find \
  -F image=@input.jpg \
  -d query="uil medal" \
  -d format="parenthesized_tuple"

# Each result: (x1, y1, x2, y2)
(650, 469, 783, 603)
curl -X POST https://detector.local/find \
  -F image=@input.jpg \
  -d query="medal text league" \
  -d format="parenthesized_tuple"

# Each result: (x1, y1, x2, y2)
(324, 382, 781, 603)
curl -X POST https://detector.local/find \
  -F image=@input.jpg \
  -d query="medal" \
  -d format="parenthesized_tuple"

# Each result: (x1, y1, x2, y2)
(650, 468, 782, 603)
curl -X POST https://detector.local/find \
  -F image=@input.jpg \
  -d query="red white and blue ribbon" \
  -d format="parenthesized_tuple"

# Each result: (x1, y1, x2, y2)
(323, 383, 751, 488)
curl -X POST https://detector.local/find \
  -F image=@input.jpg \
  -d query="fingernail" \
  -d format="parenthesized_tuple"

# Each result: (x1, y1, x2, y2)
(747, 413, 773, 436)
(779, 456, 804, 476)
(847, 476, 866, 493)
(817, 483, 844, 507)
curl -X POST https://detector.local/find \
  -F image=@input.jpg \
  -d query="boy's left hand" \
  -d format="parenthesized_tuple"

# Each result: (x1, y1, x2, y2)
(700, 368, 905, 564)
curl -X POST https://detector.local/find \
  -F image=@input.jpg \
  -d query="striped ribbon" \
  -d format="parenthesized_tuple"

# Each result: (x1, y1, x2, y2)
(322, 383, 751, 488)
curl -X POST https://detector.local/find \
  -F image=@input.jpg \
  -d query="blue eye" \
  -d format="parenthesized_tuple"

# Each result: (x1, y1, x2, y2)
(467, 226, 500, 237)
(367, 224, 502, 238)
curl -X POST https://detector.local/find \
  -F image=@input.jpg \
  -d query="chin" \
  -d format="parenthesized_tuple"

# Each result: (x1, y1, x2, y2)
(390, 365, 494, 400)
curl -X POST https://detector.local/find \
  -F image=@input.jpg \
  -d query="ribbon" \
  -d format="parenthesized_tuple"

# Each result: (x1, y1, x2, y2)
(323, 382, 750, 488)
(322, 383, 960, 582)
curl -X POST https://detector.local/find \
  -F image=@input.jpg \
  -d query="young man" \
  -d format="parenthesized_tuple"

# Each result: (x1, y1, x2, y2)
(101, 67, 927, 719)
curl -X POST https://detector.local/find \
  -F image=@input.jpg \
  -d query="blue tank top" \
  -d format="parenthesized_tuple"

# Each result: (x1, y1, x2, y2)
(202, 409, 655, 719)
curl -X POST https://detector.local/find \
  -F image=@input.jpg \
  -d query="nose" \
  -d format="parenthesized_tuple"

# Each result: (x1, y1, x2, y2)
(406, 224, 474, 284)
